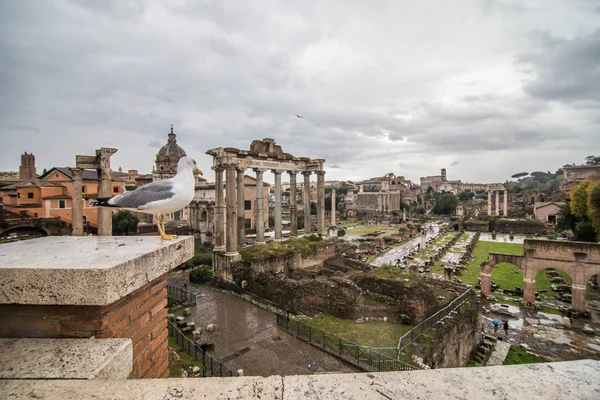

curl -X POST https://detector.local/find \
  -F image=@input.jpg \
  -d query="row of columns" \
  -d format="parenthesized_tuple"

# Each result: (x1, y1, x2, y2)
(487, 190, 508, 217)
(213, 166, 326, 255)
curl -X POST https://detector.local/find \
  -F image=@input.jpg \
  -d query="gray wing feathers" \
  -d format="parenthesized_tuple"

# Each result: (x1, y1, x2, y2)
(109, 181, 174, 209)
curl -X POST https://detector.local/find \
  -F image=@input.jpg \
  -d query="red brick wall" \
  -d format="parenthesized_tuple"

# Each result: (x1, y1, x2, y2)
(0, 275, 169, 379)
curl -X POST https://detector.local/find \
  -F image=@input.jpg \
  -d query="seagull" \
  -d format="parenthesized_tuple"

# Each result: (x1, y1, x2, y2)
(93, 156, 202, 240)
(295, 114, 303, 118)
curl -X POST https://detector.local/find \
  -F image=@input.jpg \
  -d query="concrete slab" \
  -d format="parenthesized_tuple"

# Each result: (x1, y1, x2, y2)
(0, 338, 132, 380)
(0, 360, 598, 399)
(0, 236, 194, 305)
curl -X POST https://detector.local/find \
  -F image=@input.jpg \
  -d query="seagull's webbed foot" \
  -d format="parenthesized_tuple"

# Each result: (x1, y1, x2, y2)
(159, 232, 178, 240)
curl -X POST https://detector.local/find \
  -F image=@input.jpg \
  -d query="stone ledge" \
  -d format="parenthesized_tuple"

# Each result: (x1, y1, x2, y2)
(0, 338, 132, 380)
(0, 360, 598, 399)
(0, 236, 193, 305)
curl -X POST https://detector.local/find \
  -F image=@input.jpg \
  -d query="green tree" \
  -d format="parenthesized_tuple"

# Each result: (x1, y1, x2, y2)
(587, 181, 600, 235)
(337, 229, 346, 237)
(557, 201, 577, 232)
(511, 172, 529, 179)
(585, 155, 600, 165)
(112, 210, 139, 235)
(433, 193, 458, 215)
(574, 221, 597, 242)
(458, 191, 474, 201)
(571, 180, 591, 219)
(310, 202, 317, 215)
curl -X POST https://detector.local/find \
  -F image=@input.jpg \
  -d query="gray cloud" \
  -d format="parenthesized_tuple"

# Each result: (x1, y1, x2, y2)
(0, 0, 599, 184)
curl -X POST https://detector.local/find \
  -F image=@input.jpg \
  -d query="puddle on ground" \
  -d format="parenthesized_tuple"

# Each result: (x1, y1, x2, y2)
(479, 233, 525, 243)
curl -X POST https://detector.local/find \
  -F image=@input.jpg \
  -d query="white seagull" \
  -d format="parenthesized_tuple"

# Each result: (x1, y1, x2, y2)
(94, 156, 202, 240)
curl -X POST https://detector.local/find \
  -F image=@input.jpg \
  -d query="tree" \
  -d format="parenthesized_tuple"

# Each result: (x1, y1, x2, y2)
(587, 181, 600, 235)
(557, 201, 577, 232)
(585, 155, 600, 165)
(310, 202, 317, 215)
(574, 221, 597, 242)
(458, 191, 474, 202)
(112, 210, 139, 235)
(337, 229, 346, 237)
(511, 172, 529, 179)
(433, 193, 458, 215)
(571, 180, 591, 219)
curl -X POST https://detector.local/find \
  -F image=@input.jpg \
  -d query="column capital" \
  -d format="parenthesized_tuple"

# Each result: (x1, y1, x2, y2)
(236, 167, 246, 173)
(212, 165, 224, 172)
(70, 167, 83, 178)
(287, 170, 297, 176)
(271, 169, 282, 175)
(253, 168, 266, 174)
(315, 171, 326, 176)
(301, 171, 312, 176)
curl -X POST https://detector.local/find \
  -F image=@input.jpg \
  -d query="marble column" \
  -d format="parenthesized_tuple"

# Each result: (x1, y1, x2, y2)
(214, 167, 225, 251)
(303, 172, 311, 235)
(495, 191, 500, 216)
(331, 188, 336, 226)
(487, 191, 492, 215)
(288, 171, 298, 237)
(503, 190, 508, 217)
(316, 171, 325, 236)
(225, 166, 238, 255)
(237, 168, 245, 248)
(571, 283, 587, 312)
(96, 148, 116, 236)
(71, 168, 84, 236)
(273, 170, 282, 241)
(254, 169, 265, 244)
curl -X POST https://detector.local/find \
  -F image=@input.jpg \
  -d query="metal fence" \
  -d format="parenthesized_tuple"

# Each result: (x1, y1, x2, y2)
(396, 287, 473, 354)
(167, 319, 236, 377)
(167, 283, 196, 304)
(276, 313, 417, 372)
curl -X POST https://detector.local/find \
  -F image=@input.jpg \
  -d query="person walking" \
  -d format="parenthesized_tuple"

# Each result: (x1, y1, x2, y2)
(503, 321, 509, 337)
(492, 319, 500, 334)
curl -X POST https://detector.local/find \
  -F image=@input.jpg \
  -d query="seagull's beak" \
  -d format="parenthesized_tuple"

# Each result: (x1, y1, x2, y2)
(196, 168, 203, 176)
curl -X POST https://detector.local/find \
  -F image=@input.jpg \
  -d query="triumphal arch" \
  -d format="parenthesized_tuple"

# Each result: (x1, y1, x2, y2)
(481, 239, 600, 311)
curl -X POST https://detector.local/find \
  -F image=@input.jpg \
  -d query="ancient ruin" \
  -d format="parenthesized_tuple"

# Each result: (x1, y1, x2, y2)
(481, 240, 600, 311)
(206, 139, 325, 280)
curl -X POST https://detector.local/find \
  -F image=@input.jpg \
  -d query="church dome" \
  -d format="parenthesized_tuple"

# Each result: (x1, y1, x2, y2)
(157, 126, 186, 159)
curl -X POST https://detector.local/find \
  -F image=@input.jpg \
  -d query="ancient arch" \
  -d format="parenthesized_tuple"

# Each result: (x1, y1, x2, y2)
(481, 240, 600, 311)
(0, 226, 48, 239)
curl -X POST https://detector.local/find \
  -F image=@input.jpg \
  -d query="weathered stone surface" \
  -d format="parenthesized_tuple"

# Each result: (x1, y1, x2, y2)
(0, 236, 193, 305)
(0, 338, 132, 380)
(1, 360, 598, 399)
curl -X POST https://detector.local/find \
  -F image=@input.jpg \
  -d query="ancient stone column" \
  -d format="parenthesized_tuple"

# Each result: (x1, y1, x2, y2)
(214, 167, 225, 251)
(331, 188, 336, 226)
(288, 171, 297, 237)
(237, 168, 245, 248)
(273, 170, 282, 242)
(254, 169, 265, 244)
(71, 168, 84, 236)
(503, 190, 508, 217)
(96, 148, 116, 236)
(495, 190, 500, 216)
(225, 166, 238, 255)
(487, 191, 492, 215)
(571, 283, 586, 312)
(421, 228, 427, 249)
(316, 171, 325, 236)
(481, 270, 492, 296)
(302, 172, 311, 235)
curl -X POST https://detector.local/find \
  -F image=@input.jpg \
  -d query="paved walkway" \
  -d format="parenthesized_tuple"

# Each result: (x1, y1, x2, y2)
(486, 340, 511, 366)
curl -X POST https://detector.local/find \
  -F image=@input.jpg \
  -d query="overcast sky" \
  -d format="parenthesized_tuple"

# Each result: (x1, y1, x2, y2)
(1, 0, 599, 184)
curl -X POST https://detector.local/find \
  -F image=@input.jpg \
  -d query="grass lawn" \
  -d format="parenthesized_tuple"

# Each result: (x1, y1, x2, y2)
(503, 345, 549, 365)
(349, 225, 398, 237)
(302, 313, 413, 348)
(371, 264, 417, 283)
(460, 241, 524, 287)
(168, 336, 204, 378)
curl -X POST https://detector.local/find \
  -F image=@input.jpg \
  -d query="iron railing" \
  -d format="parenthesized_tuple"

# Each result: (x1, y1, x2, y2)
(276, 313, 418, 372)
(167, 319, 236, 377)
(167, 283, 197, 304)
(396, 287, 473, 355)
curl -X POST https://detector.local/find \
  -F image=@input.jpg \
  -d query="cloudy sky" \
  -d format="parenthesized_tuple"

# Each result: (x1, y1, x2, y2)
(1, 0, 599, 184)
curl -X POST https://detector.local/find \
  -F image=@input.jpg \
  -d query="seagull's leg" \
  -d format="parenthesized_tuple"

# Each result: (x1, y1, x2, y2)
(159, 214, 177, 240)
(155, 215, 167, 238)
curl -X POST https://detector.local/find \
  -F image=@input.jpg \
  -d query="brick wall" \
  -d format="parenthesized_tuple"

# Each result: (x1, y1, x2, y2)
(0, 275, 169, 379)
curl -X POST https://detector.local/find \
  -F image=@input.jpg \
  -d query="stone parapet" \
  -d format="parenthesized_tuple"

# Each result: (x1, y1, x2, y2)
(1, 360, 598, 399)
(0, 236, 193, 305)
(0, 338, 132, 380)
(0, 236, 194, 379)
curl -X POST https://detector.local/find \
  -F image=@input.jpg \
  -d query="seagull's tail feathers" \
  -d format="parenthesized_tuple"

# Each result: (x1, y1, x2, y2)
(89, 195, 123, 208)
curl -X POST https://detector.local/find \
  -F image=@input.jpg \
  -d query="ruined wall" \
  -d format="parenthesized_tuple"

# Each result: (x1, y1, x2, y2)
(463, 221, 489, 232)
(492, 219, 546, 234)
(411, 295, 481, 369)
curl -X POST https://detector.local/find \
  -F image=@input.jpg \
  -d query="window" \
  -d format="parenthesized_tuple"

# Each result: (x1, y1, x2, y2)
(244, 219, 252, 229)
(82, 186, 86, 193)
(17, 193, 20, 198)
(34, 213, 38, 217)
(113, 187, 119, 193)
(55, 174, 59, 178)
(27, 192, 34, 199)
(59, 200, 66, 209)
(245, 200, 252, 210)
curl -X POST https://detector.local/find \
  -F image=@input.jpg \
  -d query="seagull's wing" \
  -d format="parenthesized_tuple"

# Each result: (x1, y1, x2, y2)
(108, 180, 175, 209)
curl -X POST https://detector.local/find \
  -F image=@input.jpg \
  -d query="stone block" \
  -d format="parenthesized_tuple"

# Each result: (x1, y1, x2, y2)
(207, 324, 215, 332)
(186, 322, 196, 329)
(192, 330, 201, 339)
(0, 236, 194, 306)
(183, 308, 191, 316)
(175, 316, 185, 322)
(166, 313, 175, 321)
